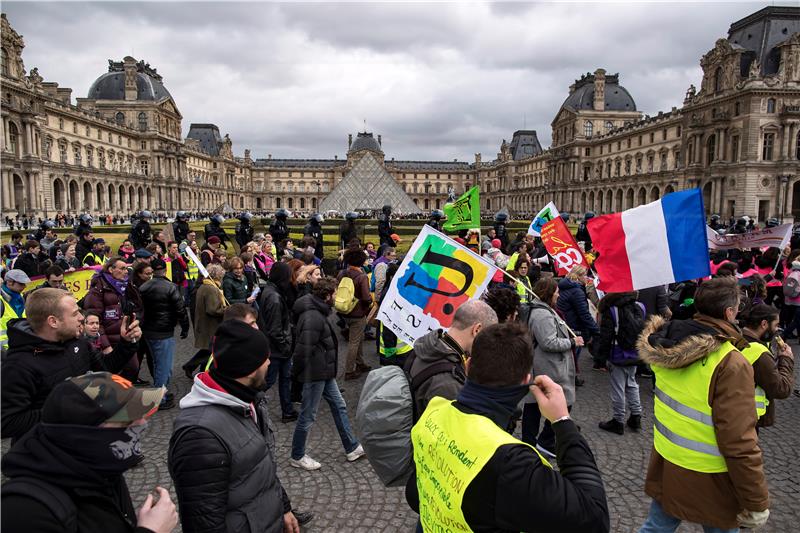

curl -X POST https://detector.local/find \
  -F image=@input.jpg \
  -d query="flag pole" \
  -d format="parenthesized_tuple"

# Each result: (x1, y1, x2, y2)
(499, 268, 579, 339)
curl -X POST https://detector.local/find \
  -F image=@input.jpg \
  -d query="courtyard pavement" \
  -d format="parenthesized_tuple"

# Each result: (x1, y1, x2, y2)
(4, 327, 800, 532)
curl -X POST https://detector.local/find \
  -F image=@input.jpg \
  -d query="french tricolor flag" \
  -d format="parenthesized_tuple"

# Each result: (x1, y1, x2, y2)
(587, 188, 710, 293)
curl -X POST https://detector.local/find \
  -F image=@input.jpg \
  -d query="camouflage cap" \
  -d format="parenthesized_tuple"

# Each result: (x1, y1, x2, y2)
(42, 372, 165, 426)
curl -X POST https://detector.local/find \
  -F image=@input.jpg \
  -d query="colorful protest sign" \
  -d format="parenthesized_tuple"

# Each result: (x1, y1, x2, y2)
(707, 223, 792, 250)
(528, 202, 560, 237)
(442, 186, 480, 231)
(22, 266, 100, 300)
(540, 216, 589, 276)
(377, 225, 497, 345)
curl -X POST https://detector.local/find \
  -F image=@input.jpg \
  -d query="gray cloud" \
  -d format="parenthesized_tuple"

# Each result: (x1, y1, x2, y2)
(3, 1, 777, 161)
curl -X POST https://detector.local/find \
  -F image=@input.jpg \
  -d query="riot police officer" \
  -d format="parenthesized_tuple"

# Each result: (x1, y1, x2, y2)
(74, 213, 93, 238)
(269, 208, 290, 248)
(129, 210, 153, 250)
(765, 217, 779, 229)
(235, 212, 255, 248)
(33, 219, 55, 242)
(204, 214, 230, 249)
(731, 217, 748, 234)
(709, 214, 723, 231)
(173, 210, 191, 243)
(493, 212, 509, 250)
(560, 212, 571, 224)
(427, 209, 444, 231)
(340, 212, 359, 249)
(304, 213, 325, 260)
(576, 212, 595, 252)
(378, 204, 393, 248)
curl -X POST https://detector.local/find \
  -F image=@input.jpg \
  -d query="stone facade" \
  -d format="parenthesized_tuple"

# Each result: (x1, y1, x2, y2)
(2, 7, 799, 221)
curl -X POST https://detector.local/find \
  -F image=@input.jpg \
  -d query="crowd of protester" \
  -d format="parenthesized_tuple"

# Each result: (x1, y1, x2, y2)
(0, 207, 795, 532)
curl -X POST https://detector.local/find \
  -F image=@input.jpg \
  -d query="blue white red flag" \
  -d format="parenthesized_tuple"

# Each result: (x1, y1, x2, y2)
(587, 188, 710, 292)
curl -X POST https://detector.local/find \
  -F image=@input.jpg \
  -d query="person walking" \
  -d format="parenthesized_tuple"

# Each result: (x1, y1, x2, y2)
(222, 257, 254, 305)
(406, 322, 610, 533)
(182, 264, 229, 377)
(139, 258, 190, 410)
(596, 291, 646, 435)
(637, 277, 770, 532)
(337, 248, 373, 380)
(258, 262, 298, 422)
(557, 265, 600, 374)
(289, 277, 365, 470)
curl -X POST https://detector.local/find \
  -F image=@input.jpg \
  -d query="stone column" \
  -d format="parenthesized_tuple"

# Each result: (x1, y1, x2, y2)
(1, 172, 10, 210)
(717, 129, 725, 161)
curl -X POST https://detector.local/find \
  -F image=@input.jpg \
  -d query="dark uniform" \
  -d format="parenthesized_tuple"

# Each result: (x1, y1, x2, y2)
(427, 210, 444, 232)
(340, 214, 359, 249)
(74, 214, 93, 239)
(575, 212, 595, 252)
(378, 205, 393, 248)
(269, 210, 290, 253)
(493, 213, 509, 250)
(173, 211, 191, 243)
(129, 219, 152, 250)
(204, 215, 230, 249)
(304, 215, 324, 259)
(235, 213, 255, 248)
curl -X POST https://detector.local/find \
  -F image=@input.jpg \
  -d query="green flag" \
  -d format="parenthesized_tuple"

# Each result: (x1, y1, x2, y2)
(443, 186, 480, 231)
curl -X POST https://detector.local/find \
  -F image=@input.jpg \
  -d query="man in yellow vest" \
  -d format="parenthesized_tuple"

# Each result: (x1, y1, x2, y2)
(0, 269, 30, 352)
(638, 277, 769, 532)
(739, 303, 795, 428)
(407, 322, 610, 532)
(82, 238, 108, 267)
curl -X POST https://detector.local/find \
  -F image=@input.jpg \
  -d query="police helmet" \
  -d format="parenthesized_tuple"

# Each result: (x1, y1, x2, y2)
(584, 211, 595, 221)
(176, 210, 188, 221)
(140, 210, 152, 219)
(311, 213, 324, 224)
(560, 212, 571, 222)
(211, 214, 225, 225)
(382, 204, 392, 215)
(239, 212, 253, 222)
(430, 209, 444, 220)
(345, 211, 358, 221)
(710, 214, 721, 222)
(494, 212, 508, 223)
(41, 219, 56, 230)
(766, 217, 779, 228)
(276, 208, 289, 219)
(79, 213, 93, 225)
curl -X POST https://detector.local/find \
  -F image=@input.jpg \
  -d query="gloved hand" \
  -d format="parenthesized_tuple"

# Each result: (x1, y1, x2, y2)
(180, 329, 189, 340)
(737, 509, 769, 529)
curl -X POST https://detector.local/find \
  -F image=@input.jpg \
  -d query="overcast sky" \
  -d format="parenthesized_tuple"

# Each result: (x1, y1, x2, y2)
(3, 1, 784, 161)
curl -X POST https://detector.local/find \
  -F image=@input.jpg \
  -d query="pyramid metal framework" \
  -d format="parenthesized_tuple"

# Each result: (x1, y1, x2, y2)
(320, 153, 421, 214)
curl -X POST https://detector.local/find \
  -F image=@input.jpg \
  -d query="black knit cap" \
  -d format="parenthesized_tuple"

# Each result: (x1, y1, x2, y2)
(211, 320, 271, 378)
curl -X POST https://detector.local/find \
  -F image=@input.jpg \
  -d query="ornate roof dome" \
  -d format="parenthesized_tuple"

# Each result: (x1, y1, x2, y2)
(88, 57, 172, 101)
(349, 131, 383, 153)
(562, 72, 636, 112)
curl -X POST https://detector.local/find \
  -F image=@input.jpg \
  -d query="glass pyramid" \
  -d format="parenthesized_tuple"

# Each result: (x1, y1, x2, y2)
(320, 153, 421, 214)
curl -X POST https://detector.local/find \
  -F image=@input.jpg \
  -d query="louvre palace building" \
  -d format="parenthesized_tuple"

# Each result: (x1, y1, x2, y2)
(1, 6, 799, 221)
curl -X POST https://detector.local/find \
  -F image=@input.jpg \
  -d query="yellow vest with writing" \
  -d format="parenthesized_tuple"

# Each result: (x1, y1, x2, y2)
(739, 342, 770, 418)
(412, 396, 552, 532)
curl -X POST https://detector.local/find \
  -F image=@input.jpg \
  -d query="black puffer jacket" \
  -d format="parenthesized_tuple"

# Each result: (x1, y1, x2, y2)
(292, 294, 338, 382)
(139, 275, 189, 339)
(257, 281, 291, 358)
(596, 292, 645, 366)
(0, 320, 138, 442)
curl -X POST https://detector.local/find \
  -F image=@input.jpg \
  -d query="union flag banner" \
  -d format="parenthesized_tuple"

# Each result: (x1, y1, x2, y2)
(377, 225, 497, 345)
(442, 186, 480, 232)
(541, 216, 589, 276)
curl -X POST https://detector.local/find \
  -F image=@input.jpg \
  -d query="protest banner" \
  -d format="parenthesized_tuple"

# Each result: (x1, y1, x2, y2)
(376, 225, 497, 345)
(540, 216, 589, 276)
(22, 266, 100, 300)
(442, 186, 480, 231)
(707, 223, 792, 250)
(528, 202, 560, 237)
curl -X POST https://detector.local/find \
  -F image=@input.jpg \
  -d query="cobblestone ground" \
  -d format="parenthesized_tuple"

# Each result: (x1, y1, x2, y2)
(3, 329, 800, 532)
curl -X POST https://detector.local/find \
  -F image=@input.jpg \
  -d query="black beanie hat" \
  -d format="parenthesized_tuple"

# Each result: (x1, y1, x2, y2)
(211, 320, 270, 378)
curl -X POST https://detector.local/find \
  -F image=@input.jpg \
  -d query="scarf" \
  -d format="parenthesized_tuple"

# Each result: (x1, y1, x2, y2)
(456, 379, 531, 430)
(2, 284, 25, 316)
(39, 422, 148, 475)
(209, 367, 259, 405)
(102, 271, 129, 296)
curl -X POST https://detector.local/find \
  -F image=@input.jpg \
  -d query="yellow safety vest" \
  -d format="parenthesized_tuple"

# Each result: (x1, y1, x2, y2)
(739, 342, 770, 418)
(184, 255, 200, 281)
(507, 252, 519, 271)
(82, 252, 107, 267)
(516, 276, 533, 304)
(652, 341, 738, 474)
(378, 322, 413, 358)
(412, 397, 552, 533)
(0, 298, 25, 350)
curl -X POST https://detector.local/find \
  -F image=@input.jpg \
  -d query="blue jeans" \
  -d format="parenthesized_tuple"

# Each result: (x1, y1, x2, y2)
(291, 379, 359, 459)
(146, 336, 176, 394)
(639, 500, 739, 533)
(266, 357, 295, 417)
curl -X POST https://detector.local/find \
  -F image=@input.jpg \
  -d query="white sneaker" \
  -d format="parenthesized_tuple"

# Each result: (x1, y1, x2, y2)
(346, 444, 366, 462)
(289, 455, 322, 471)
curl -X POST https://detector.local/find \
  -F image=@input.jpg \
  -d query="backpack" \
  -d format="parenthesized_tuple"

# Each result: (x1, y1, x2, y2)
(334, 274, 359, 314)
(2, 477, 77, 532)
(609, 302, 645, 365)
(784, 270, 800, 299)
(355, 353, 458, 487)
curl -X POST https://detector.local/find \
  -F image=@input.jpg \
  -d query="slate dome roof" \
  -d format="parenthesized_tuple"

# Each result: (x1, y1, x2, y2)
(88, 58, 172, 101)
(562, 72, 636, 112)
(349, 132, 383, 153)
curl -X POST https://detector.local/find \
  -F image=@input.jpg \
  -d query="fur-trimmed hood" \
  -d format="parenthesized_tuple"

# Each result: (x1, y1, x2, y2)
(637, 314, 745, 369)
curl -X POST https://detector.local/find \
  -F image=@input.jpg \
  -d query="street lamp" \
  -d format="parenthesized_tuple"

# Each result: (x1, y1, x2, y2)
(314, 180, 321, 212)
(779, 174, 791, 223)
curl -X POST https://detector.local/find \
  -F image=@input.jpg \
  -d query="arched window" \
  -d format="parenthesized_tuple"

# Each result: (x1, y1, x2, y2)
(584, 121, 593, 138)
(8, 122, 18, 155)
(138, 112, 147, 132)
(276, 198, 282, 209)
(115, 112, 125, 126)
(714, 67, 724, 93)
(300, 198, 305, 209)
(767, 98, 776, 113)
(288, 198, 293, 209)
(605, 121, 614, 131)
(707, 135, 716, 165)
(796, 130, 800, 160)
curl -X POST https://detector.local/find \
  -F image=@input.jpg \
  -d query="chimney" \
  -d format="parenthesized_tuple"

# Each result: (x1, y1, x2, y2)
(378, 135, 382, 146)
(348, 134, 352, 149)
(123, 56, 137, 101)
(593, 68, 606, 111)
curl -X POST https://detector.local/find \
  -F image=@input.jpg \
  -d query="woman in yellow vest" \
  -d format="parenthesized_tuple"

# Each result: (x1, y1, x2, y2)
(407, 322, 609, 533)
(513, 259, 534, 304)
(739, 303, 795, 428)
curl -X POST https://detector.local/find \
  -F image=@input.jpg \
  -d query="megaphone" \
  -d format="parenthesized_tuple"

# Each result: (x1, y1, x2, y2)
(532, 255, 550, 265)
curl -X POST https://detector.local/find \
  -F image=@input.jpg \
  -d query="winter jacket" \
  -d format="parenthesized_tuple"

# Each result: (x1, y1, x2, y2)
(292, 294, 338, 382)
(524, 300, 576, 406)
(257, 282, 291, 358)
(14, 252, 41, 279)
(139, 275, 189, 340)
(742, 330, 795, 428)
(203, 223, 230, 248)
(83, 274, 143, 347)
(337, 267, 372, 318)
(2, 425, 153, 533)
(409, 330, 466, 418)
(638, 314, 769, 530)
(596, 293, 645, 366)
(303, 222, 324, 259)
(636, 285, 670, 318)
(557, 277, 599, 336)
(222, 271, 251, 304)
(75, 238, 93, 264)
(0, 319, 138, 442)
(192, 280, 228, 350)
(169, 373, 290, 533)
(405, 402, 609, 533)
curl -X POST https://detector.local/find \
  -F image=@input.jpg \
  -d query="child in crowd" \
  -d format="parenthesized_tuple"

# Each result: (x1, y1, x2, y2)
(82, 310, 112, 355)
